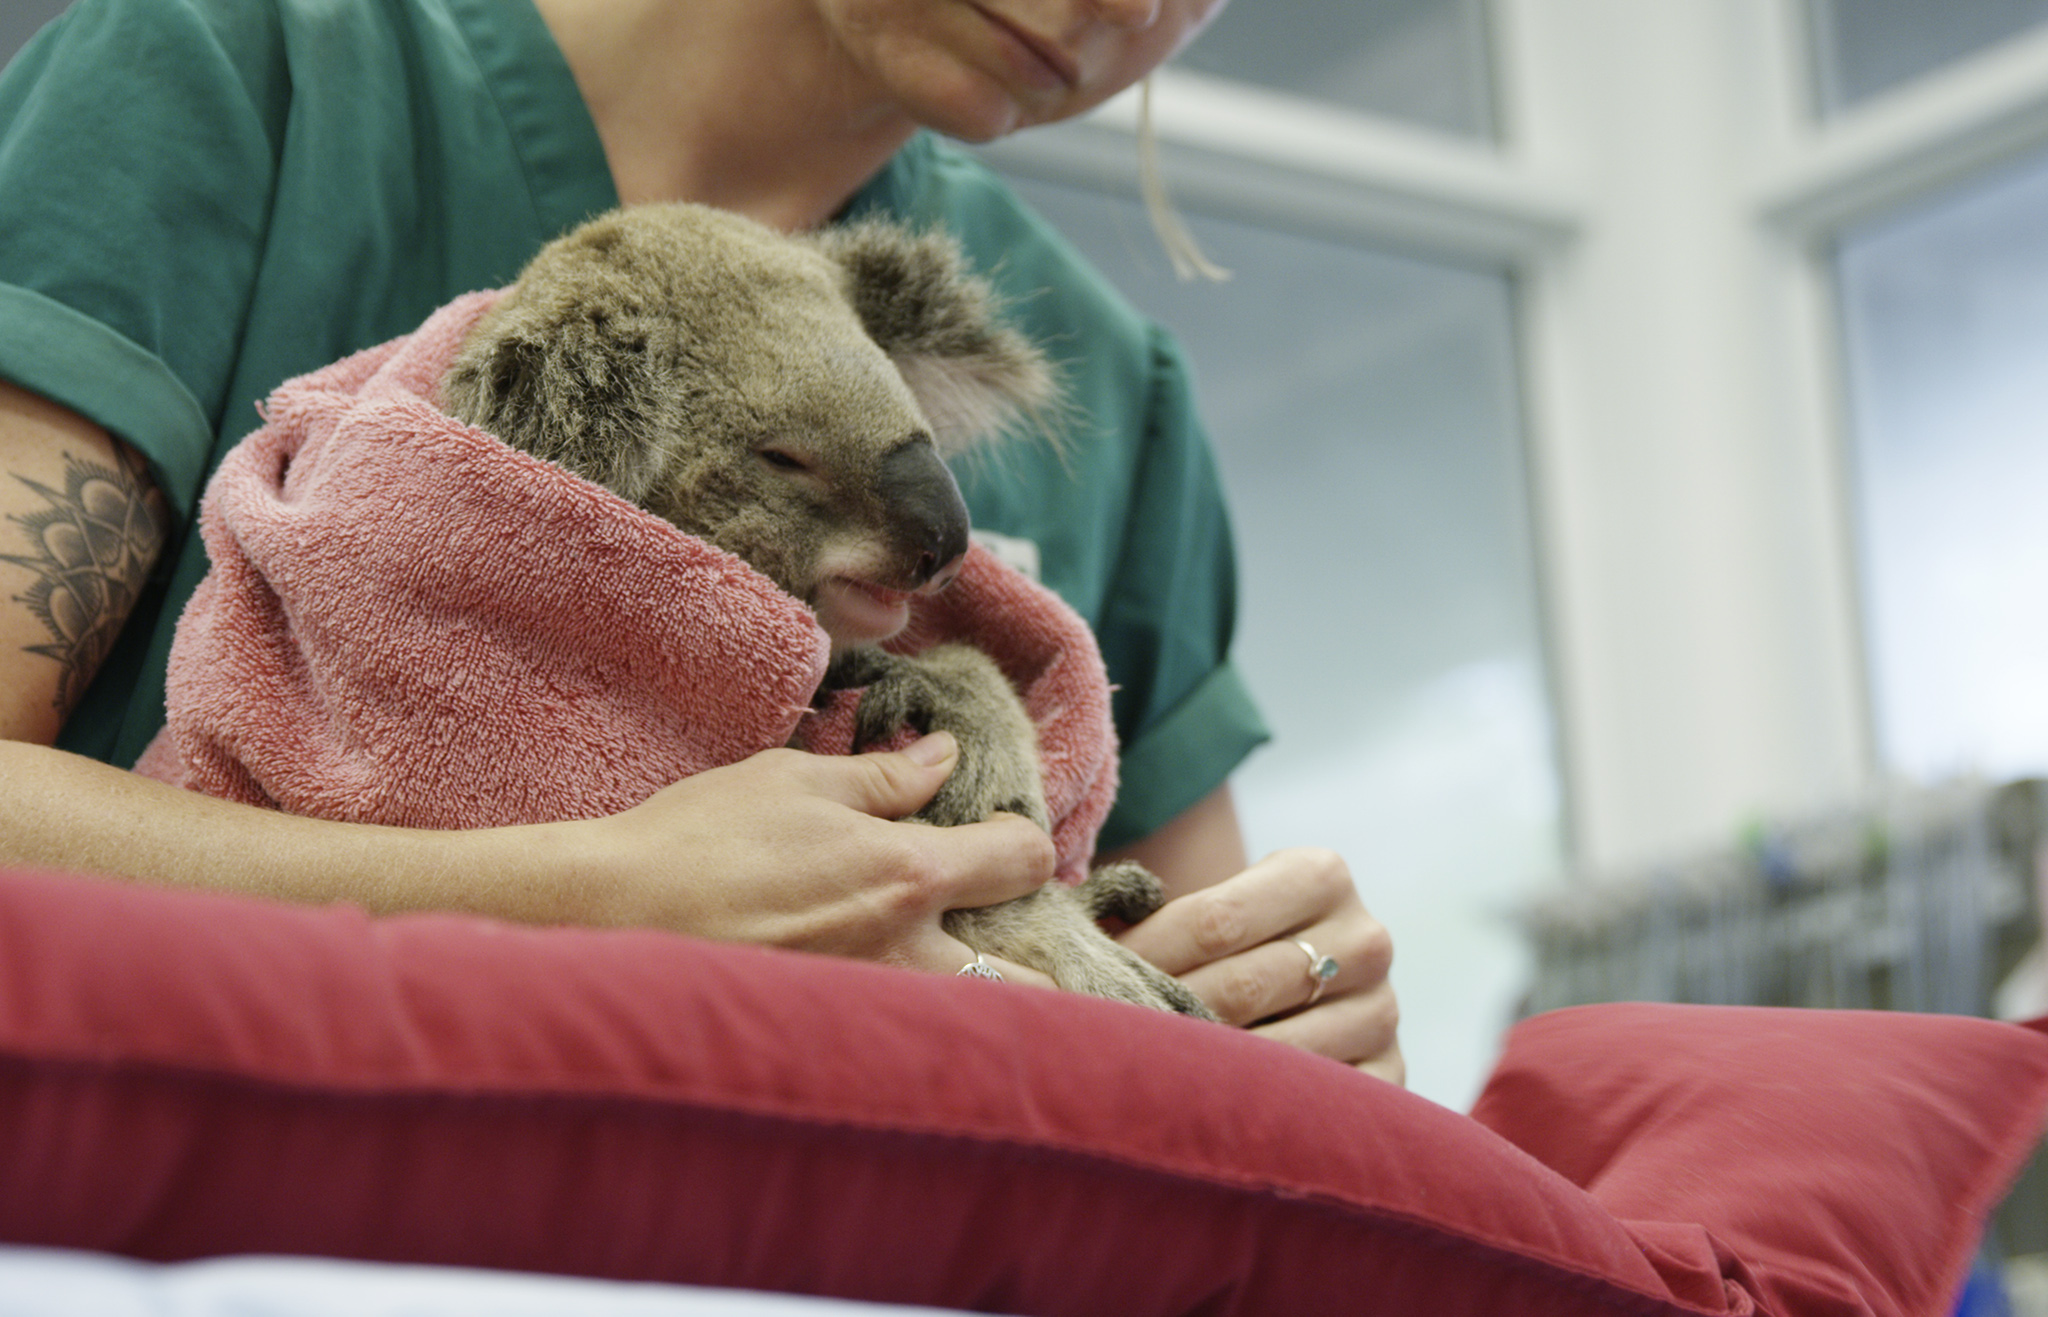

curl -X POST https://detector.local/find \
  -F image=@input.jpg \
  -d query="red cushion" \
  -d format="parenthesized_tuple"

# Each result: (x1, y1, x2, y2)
(1469, 1002, 2048, 1317)
(1, 865, 2043, 1317)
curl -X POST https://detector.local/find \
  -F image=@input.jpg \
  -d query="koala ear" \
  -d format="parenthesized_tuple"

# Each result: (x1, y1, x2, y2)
(440, 309, 667, 505)
(813, 220, 1055, 454)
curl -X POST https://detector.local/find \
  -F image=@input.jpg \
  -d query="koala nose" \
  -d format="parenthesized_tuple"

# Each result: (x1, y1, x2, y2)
(878, 438, 971, 588)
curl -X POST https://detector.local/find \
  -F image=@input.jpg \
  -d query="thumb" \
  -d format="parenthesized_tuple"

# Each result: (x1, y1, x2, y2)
(826, 731, 958, 820)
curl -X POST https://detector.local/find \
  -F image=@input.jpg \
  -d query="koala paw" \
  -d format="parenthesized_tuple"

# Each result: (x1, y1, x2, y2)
(947, 876, 1219, 1022)
(1075, 860, 1169, 926)
(837, 643, 1048, 832)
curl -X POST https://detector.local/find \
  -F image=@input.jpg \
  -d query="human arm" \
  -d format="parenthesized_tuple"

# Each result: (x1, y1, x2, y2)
(0, 382, 1056, 977)
(1104, 784, 1406, 1085)
(0, 729, 1058, 975)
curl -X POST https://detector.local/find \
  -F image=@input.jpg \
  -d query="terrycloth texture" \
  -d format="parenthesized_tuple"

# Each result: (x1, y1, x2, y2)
(138, 291, 1119, 882)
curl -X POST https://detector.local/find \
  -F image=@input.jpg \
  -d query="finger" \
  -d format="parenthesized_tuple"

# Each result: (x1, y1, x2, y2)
(1359, 1044, 1407, 1087)
(1252, 983, 1403, 1080)
(1176, 936, 1337, 1026)
(790, 732, 959, 820)
(781, 736, 1054, 884)
(753, 737, 1056, 907)
(914, 813, 1060, 909)
(1119, 847, 1353, 976)
(1180, 903, 1395, 1027)
(826, 802, 1055, 935)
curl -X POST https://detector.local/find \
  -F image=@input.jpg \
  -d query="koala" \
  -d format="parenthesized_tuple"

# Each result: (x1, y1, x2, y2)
(441, 202, 1214, 1021)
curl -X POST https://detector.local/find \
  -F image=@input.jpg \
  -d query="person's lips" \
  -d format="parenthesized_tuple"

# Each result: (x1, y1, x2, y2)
(971, 5, 1079, 91)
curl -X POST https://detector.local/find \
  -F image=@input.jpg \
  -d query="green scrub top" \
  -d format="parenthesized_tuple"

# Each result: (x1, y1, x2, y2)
(0, 0, 1265, 847)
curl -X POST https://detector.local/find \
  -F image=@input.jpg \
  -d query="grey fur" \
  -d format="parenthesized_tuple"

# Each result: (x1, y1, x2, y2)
(442, 203, 1214, 1021)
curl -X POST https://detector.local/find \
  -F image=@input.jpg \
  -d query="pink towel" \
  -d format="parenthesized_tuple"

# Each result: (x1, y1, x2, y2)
(138, 292, 1119, 883)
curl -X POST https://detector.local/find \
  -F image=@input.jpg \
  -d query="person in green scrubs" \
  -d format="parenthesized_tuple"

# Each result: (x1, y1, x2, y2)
(0, 0, 1400, 1082)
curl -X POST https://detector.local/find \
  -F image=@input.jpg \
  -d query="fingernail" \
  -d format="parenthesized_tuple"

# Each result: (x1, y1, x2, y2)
(904, 731, 956, 766)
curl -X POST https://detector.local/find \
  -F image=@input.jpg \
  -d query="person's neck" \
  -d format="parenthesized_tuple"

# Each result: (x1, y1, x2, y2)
(531, 0, 919, 231)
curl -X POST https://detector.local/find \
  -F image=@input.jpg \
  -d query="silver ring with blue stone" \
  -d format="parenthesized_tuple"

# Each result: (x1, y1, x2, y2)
(1293, 939, 1340, 1004)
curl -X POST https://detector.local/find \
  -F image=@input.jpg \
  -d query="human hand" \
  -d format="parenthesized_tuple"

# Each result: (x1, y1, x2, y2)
(1115, 848, 1404, 1084)
(560, 732, 1060, 983)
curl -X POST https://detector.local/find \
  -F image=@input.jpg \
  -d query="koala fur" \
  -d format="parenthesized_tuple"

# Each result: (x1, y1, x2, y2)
(442, 202, 1214, 1021)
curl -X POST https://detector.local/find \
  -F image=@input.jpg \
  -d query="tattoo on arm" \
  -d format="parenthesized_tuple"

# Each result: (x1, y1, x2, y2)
(4, 446, 169, 712)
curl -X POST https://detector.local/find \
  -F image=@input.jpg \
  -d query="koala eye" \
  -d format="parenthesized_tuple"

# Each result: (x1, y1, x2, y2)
(759, 448, 811, 473)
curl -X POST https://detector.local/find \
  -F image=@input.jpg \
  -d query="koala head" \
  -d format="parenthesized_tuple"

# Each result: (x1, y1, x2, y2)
(440, 203, 1053, 650)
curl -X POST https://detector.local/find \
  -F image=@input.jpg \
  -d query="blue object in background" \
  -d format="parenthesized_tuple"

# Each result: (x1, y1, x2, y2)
(1955, 1251, 2013, 1317)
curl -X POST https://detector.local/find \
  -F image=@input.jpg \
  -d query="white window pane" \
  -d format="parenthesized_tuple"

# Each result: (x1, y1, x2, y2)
(1003, 178, 1558, 1108)
(1836, 150, 2048, 782)
(1807, 0, 2048, 114)
(1177, 0, 1495, 140)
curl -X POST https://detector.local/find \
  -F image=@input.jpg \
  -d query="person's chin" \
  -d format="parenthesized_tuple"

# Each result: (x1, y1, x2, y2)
(906, 83, 1033, 142)
(881, 54, 1054, 140)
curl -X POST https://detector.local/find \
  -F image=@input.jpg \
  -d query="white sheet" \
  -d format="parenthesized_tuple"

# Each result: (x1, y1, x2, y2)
(0, 1247, 985, 1317)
